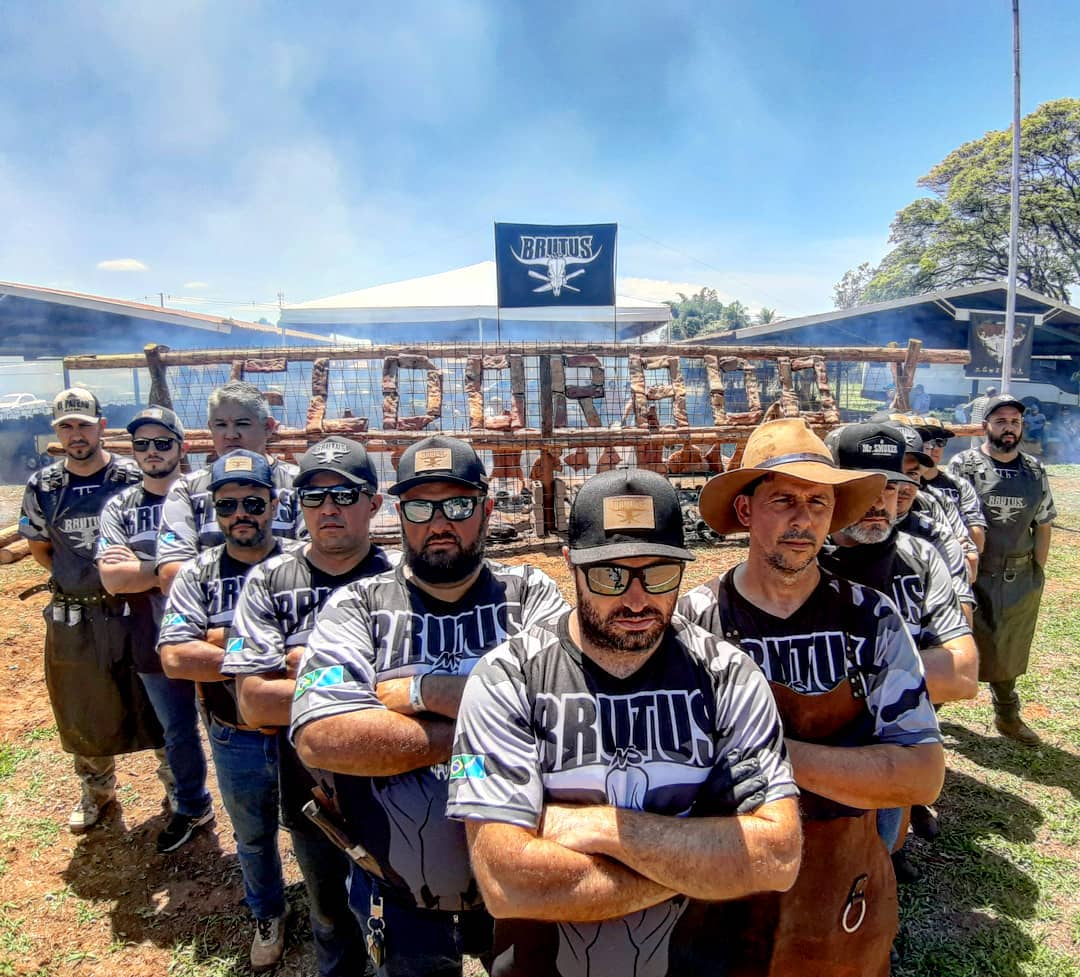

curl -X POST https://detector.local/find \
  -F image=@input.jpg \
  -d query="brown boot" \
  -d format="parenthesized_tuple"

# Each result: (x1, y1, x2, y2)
(994, 714, 1041, 746)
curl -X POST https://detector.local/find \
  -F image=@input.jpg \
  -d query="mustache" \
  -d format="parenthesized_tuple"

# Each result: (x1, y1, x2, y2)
(861, 508, 891, 520)
(610, 608, 662, 620)
(231, 519, 259, 529)
(424, 532, 460, 546)
(779, 529, 817, 543)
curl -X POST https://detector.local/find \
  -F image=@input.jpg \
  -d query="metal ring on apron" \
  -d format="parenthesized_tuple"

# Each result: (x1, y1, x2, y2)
(841, 874, 868, 934)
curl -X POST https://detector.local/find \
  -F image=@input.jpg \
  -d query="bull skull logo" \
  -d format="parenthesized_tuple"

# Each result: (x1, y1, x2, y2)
(511, 243, 603, 297)
(975, 319, 1028, 363)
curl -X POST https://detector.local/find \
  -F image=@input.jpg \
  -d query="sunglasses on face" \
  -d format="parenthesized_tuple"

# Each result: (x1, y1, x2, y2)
(298, 486, 367, 508)
(400, 496, 482, 523)
(213, 496, 269, 516)
(925, 438, 948, 448)
(583, 562, 684, 597)
(132, 437, 178, 452)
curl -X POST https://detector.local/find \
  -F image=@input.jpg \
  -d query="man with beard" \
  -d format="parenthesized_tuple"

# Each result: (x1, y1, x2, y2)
(156, 380, 304, 591)
(20, 388, 161, 834)
(225, 438, 395, 977)
(290, 435, 566, 977)
(948, 395, 1056, 746)
(159, 450, 289, 971)
(679, 418, 944, 977)
(97, 407, 214, 853)
(447, 469, 802, 977)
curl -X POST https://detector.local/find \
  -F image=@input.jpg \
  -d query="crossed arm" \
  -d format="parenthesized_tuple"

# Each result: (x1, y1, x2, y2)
(98, 545, 158, 596)
(160, 628, 228, 682)
(466, 796, 801, 921)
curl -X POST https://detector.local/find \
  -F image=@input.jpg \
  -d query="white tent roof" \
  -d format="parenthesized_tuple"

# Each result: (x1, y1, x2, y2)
(282, 262, 672, 326)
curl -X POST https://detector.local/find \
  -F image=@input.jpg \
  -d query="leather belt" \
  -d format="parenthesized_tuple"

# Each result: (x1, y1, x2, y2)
(983, 553, 1033, 571)
(209, 714, 277, 736)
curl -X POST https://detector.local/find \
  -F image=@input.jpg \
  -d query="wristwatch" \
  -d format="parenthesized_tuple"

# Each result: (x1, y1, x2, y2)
(409, 673, 427, 713)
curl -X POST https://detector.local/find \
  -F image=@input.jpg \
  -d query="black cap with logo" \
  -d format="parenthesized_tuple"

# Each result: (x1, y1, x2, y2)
(567, 469, 695, 565)
(983, 394, 1026, 420)
(829, 422, 917, 484)
(893, 424, 933, 467)
(127, 406, 185, 441)
(296, 437, 378, 493)
(389, 435, 488, 496)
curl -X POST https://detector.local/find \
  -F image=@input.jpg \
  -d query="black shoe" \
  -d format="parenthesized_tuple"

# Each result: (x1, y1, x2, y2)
(891, 849, 921, 884)
(910, 804, 941, 841)
(156, 807, 214, 853)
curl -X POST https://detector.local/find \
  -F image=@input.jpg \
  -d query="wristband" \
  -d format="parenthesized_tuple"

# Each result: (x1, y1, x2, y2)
(409, 673, 427, 713)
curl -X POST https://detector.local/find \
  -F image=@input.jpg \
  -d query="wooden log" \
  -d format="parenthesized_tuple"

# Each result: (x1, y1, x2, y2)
(0, 524, 23, 549)
(144, 344, 175, 412)
(0, 539, 30, 565)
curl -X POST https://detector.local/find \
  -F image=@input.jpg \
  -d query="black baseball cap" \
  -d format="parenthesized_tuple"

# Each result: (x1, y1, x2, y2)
(127, 406, 185, 441)
(389, 435, 488, 496)
(894, 424, 933, 467)
(567, 469, 695, 565)
(983, 394, 1026, 420)
(296, 437, 378, 493)
(830, 423, 917, 485)
(208, 449, 274, 492)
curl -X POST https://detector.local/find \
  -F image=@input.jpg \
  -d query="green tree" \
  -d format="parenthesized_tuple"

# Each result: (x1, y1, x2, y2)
(722, 300, 752, 330)
(835, 98, 1080, 305)
(832, 262, 875, 309)
(667, 287, 727, 339)
(755, 306, 777, 325)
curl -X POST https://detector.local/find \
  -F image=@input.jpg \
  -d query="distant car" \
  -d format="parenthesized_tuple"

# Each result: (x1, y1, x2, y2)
(0, 393, 49, 417)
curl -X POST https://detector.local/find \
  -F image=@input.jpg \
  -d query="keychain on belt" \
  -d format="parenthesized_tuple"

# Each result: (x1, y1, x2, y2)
(366, 887, 386, 968)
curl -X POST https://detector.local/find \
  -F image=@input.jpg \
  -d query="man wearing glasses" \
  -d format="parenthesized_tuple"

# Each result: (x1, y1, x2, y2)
(224, 438, 395, 977)
(97, 407, 214, 853)
(159, 450, 290, 971)
(447, 468, 801, 977)
(156, 380, 304, 592)
(290, 435, 566, 976)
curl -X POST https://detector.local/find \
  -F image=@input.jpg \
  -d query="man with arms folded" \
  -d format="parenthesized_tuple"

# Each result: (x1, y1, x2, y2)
(290, 435, 567, 977)
(448, 468, 801, 977)
(156, 380, 304, 591)
(97, 407, 215, 852)
(226, 438, 394, 977)
(158, 450, 289, 971)
(680, 418, 945, 977)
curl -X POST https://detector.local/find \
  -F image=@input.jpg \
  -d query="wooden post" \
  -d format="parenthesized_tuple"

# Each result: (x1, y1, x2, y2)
(144, 344, 174, 410)
(538, 354, 556, 536)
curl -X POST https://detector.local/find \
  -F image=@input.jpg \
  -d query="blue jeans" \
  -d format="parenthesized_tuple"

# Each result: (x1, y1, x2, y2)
(877, 807, 904, 852)
(347, 866, 492, 977)
(139, 673, 211, 818)
(208, 719, 286, 920)
(291, 821, 372, 976)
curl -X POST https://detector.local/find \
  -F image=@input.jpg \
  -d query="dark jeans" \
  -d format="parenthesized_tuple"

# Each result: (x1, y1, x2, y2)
(290, 821, 372, 977)
(139, 672, 211, 817)
(347, 866, 493, 977)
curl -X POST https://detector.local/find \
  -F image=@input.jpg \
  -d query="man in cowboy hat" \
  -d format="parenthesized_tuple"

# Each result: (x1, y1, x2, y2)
(679, 417, 944, 977)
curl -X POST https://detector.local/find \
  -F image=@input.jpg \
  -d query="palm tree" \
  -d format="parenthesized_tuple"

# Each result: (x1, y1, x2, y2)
(756, 307, 777, 325)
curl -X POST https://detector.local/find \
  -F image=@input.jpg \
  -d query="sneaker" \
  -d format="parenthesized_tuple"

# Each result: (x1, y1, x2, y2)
(68, 795, 112, 835)
(891, 849, 921, 885)
(250, 913, 286, 971)
(156, 807, 215, 854)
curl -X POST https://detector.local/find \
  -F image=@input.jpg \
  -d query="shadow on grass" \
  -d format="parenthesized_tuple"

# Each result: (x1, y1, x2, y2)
(895, 767, 1043, 976)
(941, 720, 1080, 800)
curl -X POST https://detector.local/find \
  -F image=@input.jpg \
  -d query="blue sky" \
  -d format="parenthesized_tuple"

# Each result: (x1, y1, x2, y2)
(1, 0, 1078, 319)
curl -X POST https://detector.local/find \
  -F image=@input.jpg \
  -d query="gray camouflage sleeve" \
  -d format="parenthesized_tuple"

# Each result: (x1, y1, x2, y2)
(222, 563, 287, 676)
(158, 565, 210, 647)
(156, 477, 199, 569)
(521, 567, 570, 629)
(918, 546, 971, 646)
(95, 494, 128, 558)
(18, 478, 48, 542)
(1034, 472, 1056, 525)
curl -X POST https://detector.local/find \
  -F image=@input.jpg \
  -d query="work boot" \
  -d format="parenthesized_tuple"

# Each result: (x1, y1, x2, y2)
(992, 694, 1041, 747)
(250, 913, 286, 971)
(891, 849, 921, 884)
(909, 804, 941, 841)
(68, 793, 113, 834)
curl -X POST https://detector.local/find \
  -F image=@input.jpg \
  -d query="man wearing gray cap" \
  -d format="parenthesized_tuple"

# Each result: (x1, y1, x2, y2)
(948, 395, 1056, 745)
(448, 468, 801, 977)
(20, 387, 161, 834)
(97, 406, 214, 853)
(290, 435, 566, 976)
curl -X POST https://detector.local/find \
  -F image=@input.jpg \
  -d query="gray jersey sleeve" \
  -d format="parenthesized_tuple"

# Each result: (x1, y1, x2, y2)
(158, 562, 210, 647)
(520, 565, 571, 628)
(289, 584, 383, 741)
(956, 477, 987, 530)
(156, 475, 199, 569)
(223, 561, 287, 676)
(19, 477, 48, 542)
(95, 493, 129, 558)
(1034, 469, 1057, 525)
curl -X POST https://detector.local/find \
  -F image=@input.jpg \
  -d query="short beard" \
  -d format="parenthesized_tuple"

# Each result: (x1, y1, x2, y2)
(988, 431, 1019, 452)
(141, 458, 180, 478)
(576, 594, 667, 654)
(840, 516, 893, 544)
(227, 522, 268, 548)
(405, 521, 486, 584)
(65, 443, 99, 462)
(763, 530, 819, 575)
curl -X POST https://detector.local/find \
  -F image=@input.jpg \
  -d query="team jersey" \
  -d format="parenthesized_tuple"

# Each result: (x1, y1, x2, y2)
(158, 542, 281, 727)
(921, 480, 977, 554)
(20, 455, 142, 597)
(679, 567, 940, 748)
(446, 611, 797, 977)
(155, 458, 303, 571)
(897, 506, 974, 607)
(922, 469, 986, 530)
(289, 560, 568, 911)
(223, 543, 398, 827)
(819, 530, 970, 649)
(96, 483, 170, 672)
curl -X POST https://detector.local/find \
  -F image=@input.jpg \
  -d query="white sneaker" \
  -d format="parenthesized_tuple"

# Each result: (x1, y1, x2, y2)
(250, 913, 286, 971)
(68, 794, 111, 834)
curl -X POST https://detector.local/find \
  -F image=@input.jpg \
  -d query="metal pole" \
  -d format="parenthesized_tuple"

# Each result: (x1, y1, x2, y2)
(1002, 0, 1022, 392)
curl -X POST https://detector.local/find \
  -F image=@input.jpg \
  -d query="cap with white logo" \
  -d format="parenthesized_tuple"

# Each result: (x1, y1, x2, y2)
(51, 387, 101, 426)
(296, 437, 378, 493)
(126, 405, 185, 440)
(829, 423, 917, 484)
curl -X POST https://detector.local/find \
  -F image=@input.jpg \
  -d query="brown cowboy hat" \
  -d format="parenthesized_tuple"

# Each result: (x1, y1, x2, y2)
(698, 418, 886, 534)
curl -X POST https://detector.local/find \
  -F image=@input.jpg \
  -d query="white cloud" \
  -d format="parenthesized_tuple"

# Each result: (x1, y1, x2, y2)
(97, 258, 148, 272)
(183, 281, 210, 289)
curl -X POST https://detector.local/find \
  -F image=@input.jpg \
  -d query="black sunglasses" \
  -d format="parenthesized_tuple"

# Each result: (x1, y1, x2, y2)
(400, 496, 483, 523)
(298, 486, 367, 508)
(132, 437, 178, 452)
(583, 562, 684, 597)
(925, 438, 948, 448)
(213, 496, 269, 516)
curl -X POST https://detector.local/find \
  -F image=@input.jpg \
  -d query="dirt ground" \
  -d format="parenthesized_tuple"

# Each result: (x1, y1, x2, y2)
(0, 475, 1076, 977)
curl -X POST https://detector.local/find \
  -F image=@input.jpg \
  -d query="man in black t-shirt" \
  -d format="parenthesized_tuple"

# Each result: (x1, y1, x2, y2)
(226, 438, 395, 977)
(290, 436, 566, 977)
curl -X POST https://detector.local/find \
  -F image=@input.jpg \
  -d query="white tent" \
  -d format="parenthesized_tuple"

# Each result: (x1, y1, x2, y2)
(280, 261, 671, 342)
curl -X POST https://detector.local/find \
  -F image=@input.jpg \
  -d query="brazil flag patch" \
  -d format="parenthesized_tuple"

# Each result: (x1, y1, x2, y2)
(449, 754, 486, 780)
(294, 665, 345, 699)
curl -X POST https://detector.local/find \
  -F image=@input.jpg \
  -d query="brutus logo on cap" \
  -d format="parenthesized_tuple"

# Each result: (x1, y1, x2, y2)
(858, 436, 899, 458)
(312, 442, 351, 464)
(415, 448, 453, 472)
(603, 496, 655, 530)
(224, 455, 255, 473)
